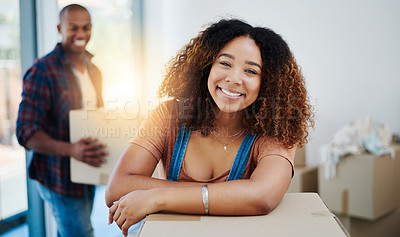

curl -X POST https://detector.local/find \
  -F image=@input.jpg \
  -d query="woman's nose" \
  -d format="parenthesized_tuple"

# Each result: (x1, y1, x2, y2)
(225, 69, 242, 85)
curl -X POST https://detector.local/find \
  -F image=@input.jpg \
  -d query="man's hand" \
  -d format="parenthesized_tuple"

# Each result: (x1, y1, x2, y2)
(70, 137, 108, 167)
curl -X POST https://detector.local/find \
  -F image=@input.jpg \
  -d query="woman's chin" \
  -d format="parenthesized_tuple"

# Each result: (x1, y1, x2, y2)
(216, 104, 244, 114)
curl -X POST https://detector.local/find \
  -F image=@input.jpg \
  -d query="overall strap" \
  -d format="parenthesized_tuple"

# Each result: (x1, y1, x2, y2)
(227, 133, 257, 181)
(167, 126, 191, 181)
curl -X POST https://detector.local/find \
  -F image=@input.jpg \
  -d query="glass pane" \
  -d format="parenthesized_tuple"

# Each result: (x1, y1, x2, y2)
(0, 0, 27, 221)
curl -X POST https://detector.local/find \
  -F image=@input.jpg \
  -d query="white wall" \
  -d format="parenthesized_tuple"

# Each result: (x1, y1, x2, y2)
(144, 0, 400, 164)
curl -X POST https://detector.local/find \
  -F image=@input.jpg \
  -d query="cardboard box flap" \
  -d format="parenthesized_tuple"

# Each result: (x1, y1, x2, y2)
(137, 193, 348, 237)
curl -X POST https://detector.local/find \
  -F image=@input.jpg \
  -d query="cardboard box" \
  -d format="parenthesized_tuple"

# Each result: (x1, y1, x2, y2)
(287, 165, 318, 193)
(319, 146, 400, 220)
(337, 209, 400, 237)
(69, 109, 146, 185)
(294, 146, 306, 166)
(395, 146, 400, 207)
(136, 193, 349, 237)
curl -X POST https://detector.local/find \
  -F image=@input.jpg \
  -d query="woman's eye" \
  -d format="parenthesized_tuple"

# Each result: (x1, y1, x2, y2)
(246, 69, 257, 75)
(220, 62, 231, 67)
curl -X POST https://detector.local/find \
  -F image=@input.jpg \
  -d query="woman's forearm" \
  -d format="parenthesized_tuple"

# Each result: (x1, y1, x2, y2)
(105, 174, 203, 207)
(156, 179, 276, 216)
(110, 178, 272, 216)
(148, 157, 291, 216)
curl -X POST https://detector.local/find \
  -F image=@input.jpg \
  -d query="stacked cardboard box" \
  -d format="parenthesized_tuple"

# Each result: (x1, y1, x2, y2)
(294, 145, 307, 166)
(319, 145, 400, 219)
(287, 146, 318, 193)
(318, 145, 400, 236)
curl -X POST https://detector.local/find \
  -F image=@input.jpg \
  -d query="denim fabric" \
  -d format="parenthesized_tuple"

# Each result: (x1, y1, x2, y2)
(168, 127, 257, 182)
(35, 181, 95, 237)
(226, 133, 257, 181)
(167, 126, 191, 181)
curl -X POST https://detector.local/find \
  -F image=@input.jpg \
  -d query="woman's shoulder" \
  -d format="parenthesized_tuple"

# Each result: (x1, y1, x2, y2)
(156, 99, 179, 111)
(253, 135, 296, 161)
(150, 99, 179, 119)
(140, 99, 180, 135)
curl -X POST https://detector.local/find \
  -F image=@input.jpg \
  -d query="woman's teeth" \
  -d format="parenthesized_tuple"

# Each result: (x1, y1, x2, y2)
(220, 88, 242, 97)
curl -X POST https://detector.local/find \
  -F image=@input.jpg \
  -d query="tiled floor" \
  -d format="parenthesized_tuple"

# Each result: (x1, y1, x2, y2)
(1, 185, 141, 237)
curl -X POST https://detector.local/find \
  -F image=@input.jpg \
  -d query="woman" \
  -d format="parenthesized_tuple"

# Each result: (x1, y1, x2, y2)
(106, 19, 313, 236)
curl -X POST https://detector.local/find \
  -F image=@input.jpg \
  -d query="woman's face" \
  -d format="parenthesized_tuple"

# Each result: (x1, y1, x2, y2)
(207, 36, 262, 114)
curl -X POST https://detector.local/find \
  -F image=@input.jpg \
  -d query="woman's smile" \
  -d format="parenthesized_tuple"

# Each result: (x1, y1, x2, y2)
(218, 87, 244, 98)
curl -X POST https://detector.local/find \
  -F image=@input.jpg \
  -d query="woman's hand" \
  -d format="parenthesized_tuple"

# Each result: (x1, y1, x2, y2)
(108, 189, 161, 236)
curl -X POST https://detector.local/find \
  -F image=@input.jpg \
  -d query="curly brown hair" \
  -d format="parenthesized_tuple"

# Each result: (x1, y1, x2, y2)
(158, 19, 314, 148)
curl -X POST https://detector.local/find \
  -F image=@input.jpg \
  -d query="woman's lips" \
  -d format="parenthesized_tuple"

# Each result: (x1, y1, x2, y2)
(218, 87, 244, 98)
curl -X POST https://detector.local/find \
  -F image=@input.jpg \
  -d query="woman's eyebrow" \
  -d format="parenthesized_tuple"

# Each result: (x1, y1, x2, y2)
(246, 61, 262, 70)
(218, 53, 261, 70)
(218, 53, 234, 59)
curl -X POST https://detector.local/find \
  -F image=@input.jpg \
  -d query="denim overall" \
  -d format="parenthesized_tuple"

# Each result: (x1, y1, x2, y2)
(167, 127, 257, 181)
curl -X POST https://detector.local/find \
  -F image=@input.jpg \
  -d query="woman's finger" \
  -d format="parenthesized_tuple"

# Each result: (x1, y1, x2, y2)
(121, 221, 131, 237)
(115, 211, 126, 229)
(108, 201, 118, 224)
(113, 205, 122, 226)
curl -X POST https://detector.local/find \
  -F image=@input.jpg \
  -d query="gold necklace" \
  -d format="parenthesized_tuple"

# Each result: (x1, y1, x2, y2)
(212, 128, 246, 138)
(211, 129, 246, 151)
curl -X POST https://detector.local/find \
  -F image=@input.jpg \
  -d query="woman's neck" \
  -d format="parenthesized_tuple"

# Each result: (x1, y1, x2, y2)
(213, 110, 245, 136)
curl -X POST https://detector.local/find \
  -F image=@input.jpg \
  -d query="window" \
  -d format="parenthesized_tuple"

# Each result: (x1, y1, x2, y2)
(0, 0, 28, 231)
(58, 0, 142, 107)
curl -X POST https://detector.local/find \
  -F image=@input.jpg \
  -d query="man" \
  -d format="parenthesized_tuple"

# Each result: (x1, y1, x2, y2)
(16, 4, 107, 237)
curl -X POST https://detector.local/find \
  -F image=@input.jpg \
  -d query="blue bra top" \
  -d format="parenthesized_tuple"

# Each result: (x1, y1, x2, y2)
(167, 126, 257, 182)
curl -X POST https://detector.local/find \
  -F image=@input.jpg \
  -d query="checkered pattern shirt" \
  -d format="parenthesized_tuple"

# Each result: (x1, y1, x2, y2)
(16, 43, 103, 197)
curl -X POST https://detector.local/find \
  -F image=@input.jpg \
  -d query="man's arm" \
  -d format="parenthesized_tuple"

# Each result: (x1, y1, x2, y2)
(17, 62, 107, 167)
(26, 130, 107, 167)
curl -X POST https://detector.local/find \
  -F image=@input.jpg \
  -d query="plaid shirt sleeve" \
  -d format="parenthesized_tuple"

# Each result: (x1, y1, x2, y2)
(16, 61, 52, 147)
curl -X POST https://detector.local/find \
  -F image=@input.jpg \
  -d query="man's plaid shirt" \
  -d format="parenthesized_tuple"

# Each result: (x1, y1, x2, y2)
(16, 43, 103, 197)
